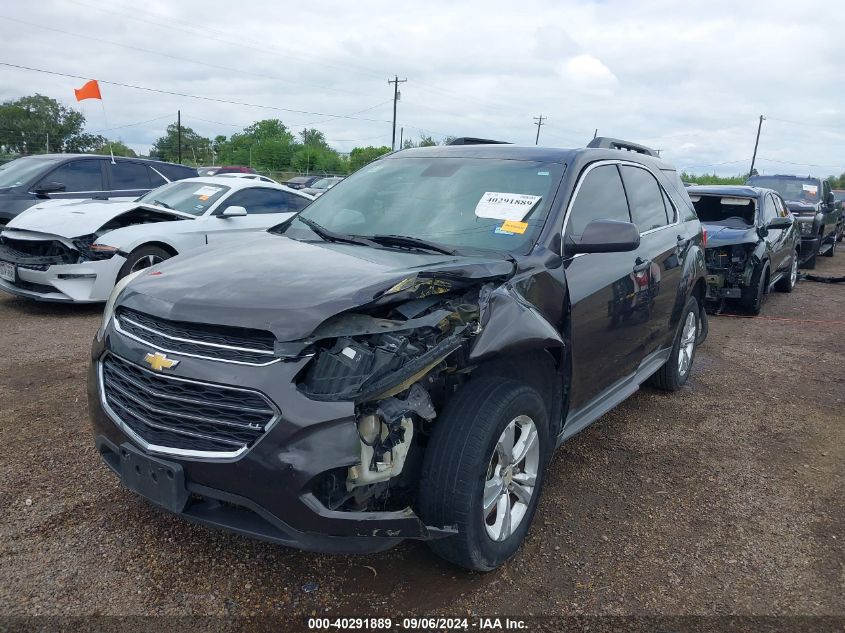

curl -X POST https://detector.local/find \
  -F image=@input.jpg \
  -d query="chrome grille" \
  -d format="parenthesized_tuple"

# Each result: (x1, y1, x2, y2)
(100, 354, 278, 457)
(115, 308, 279, 365)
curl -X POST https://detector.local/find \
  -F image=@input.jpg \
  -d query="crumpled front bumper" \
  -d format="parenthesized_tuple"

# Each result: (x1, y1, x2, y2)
(0, 256, 126, 303)
(88, 324, 448, 553)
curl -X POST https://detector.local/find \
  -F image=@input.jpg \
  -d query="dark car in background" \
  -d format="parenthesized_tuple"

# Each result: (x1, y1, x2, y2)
(89, 137, 708, 571)
(0, 155, 197, 227)
(689, 185, 800, 314)
(745, 174, 840, 267)
(833, 189, 845, 242)
(283, 175, 321, 190)
(196, 166, 256, 177)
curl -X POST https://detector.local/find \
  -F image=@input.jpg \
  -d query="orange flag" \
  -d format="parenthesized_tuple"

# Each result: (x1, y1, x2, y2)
(74, 80, 101, 101)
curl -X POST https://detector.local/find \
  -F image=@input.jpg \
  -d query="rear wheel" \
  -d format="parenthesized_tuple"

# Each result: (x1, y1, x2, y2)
(647, 296, 699, 391)
(418, 377, 549, 571)
(775, 250, 798, 293)
(117, 245, 172, 281)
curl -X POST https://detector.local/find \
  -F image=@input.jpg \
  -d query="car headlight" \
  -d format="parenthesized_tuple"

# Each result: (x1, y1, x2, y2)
(98, 270, 144, 339)
(799, 221, 815, 235)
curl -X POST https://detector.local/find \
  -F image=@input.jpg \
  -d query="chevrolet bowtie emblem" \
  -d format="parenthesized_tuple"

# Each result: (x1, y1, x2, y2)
(144, 352, 179, 372)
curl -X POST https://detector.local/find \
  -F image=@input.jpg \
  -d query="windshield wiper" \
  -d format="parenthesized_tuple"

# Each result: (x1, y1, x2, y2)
(150, 199, 174, 210)
(296, 216, 376, 247)
(369, 234, 458, 256)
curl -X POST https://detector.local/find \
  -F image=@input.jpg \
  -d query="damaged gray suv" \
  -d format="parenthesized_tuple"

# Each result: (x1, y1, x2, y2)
(89, 137, 707, 571)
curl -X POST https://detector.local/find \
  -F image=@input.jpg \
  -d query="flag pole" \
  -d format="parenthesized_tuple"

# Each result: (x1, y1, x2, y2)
(99, 99, 114, 163)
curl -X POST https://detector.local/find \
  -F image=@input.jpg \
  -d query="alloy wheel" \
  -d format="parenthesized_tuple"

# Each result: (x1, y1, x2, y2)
(129, 254, 164, 274)
(677, 311, 697, 377)
(483, 415, 540, 542)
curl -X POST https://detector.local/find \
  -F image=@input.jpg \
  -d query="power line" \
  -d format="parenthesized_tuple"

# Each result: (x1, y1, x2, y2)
(0, 62, 394, 125)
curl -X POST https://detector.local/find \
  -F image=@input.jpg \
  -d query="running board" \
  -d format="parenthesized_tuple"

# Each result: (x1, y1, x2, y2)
(557, 348, 671, 447)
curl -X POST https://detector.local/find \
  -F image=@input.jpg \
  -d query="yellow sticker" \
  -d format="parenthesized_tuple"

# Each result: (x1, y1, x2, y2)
(500, 220, 528, 234)
(198, 195, 210, 201)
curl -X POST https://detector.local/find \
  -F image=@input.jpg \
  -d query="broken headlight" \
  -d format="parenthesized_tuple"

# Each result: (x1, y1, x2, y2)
(72, 234, 119, 261)
(799, 221, 815, 236)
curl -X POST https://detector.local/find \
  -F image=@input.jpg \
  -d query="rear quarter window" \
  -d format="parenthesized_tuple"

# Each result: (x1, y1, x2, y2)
(661, 168, 697, 221)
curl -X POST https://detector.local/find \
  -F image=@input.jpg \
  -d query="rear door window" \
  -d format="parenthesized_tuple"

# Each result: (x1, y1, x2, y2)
(567, 164, 630, 236)
(110, 162, 151, 190)
(620, 165, 668, 232)
(284, 192, 311, 212)
(39, 159, 104, 192)
(221, 188, 290, 214)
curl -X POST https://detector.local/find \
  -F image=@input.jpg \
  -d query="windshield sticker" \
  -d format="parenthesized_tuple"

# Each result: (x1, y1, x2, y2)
(802, 184, 818, 193)
(537, 171, 550, 176)
(193, 185, 222, 197)
(497, 220, 528, 235)
(198, 194, 210, 201)
(474, 192, 541, 221)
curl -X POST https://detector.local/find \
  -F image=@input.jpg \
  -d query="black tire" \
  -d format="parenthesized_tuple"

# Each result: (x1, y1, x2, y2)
(647, 296, 699, 392)
(117, 245, 172, 281)
(803, 248, 817, 269)
(742, 263, 769, 315)
(774, 250, 799, 293)
(418, 377, 550, 571)
(824, 234, 836, 257)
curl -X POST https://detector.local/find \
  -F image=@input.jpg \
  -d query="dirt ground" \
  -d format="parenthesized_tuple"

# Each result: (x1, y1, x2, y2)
(0, 253, 843, 626)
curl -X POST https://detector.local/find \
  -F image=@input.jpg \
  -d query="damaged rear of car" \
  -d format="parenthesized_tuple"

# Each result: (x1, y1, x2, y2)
(90, 141, 706, 571)
(689, 185, 800, 314)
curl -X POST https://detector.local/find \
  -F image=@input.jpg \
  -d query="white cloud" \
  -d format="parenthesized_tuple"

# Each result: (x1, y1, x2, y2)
(0, 0, 843, 175)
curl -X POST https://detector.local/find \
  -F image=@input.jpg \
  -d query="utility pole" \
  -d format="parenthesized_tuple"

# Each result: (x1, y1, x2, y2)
(749, 114, 765, 178)
(533, 115, 546, 145)
(399, 127, 404, 150)
(45, 132, 49, 153)
(593, 128, 598, 139)
(177, 110, 182, 164)
(389, 75, 407, 150)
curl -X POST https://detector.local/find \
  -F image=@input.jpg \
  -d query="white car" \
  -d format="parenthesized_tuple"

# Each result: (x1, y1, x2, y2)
(0, 177, 313, 303)
(302, 176, 344, 197)
(215, 173, 280, 184)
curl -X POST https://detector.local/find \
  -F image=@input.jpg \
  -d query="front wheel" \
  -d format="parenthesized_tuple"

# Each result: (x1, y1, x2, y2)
(824, 234, 837, 257)
(116, 245, 173, 281)
(647, 296, 699, 391)
(418, 377, 550, 571)
(742, 263, 768, 315)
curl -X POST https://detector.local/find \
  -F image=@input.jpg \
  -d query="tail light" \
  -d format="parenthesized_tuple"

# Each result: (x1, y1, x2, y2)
(701, 227, 707, 247)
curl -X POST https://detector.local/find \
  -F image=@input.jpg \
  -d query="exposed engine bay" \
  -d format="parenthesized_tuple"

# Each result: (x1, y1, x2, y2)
(300, 277, 492, 513)
(705, 244, 756, 301)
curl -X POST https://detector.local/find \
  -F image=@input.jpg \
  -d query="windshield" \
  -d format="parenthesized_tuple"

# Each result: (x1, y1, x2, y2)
(137, 180, 230, 216)
(279, 157, 563, 254)
(690, 194, 756, 227)
(0, 156, 60, 188)
(747, 176, 819, 202)
(312, 178, 335, 189)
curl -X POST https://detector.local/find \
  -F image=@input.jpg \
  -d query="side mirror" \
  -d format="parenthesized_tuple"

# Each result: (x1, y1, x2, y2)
(32, 181, 66, 196)
(567, 219, 640, 255)
(767, 216, 792, 230)
(220, 205, 247, 217)
(825, 191, 835, 206)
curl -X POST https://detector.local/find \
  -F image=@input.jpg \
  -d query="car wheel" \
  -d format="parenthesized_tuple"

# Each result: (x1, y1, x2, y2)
(775, 250, 799, 293)
(647, 296, 699, 392)
(837, 226, 844, 243)
(824, 234, 836, 257)
(117, 245, 172, 281)
(742, 263, 769, 315)
(418, 377, 549, 571)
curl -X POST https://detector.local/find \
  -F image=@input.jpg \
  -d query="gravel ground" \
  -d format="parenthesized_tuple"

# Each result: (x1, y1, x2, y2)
(0, 254, 842, 626)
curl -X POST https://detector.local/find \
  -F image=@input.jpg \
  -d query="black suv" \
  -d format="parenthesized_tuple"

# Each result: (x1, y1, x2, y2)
(689, 185, 801, 314)
(745, 174, 841, 267)
(89, 137, 707, 571)
(0, 154, 197, 226)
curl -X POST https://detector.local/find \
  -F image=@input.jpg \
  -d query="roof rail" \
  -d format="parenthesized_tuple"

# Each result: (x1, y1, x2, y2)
(587, 136, 657, 157)
(447, 137, 511, 145)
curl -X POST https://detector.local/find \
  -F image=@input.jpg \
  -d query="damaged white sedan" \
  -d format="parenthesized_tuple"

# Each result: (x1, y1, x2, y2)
(0, 176, 313, 303)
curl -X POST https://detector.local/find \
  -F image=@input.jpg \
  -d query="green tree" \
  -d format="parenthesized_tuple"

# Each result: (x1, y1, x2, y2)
(0, 94, 102, 154)
(91, 139, 136, 157)
(680, 171, 747, 185)
(150, 123, 211, 164)
(217, 119, 298, 170)
(349, 145, 391, 172)
(418, 134, 437, 147)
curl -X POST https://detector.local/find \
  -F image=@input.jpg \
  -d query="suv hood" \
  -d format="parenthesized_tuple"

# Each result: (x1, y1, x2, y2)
(703, 224, 758, 248)
(785, 201, 819, 214)
(118, 234, 514, 341)
(5, 199, 190, 237)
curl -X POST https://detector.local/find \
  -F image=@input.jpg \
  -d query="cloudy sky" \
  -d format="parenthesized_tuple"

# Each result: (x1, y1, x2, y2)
(1, 0, 843, 175)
